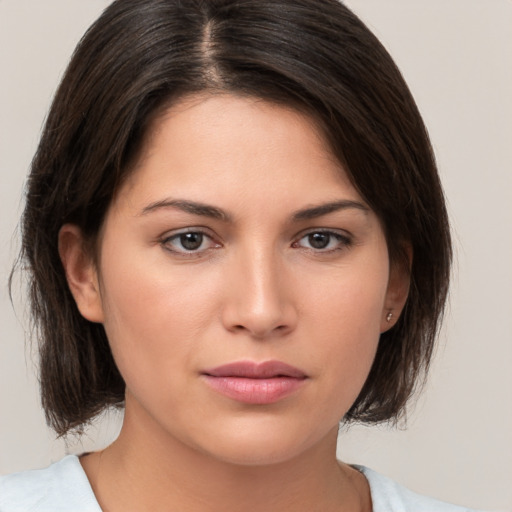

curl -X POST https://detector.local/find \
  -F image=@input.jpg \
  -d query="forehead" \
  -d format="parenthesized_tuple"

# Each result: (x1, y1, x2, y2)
(115, 93, 362, 212)
(127, 94, 354, 190)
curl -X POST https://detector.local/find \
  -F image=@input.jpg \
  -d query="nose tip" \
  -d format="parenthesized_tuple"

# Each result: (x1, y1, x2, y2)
(221, 258, 297, 339)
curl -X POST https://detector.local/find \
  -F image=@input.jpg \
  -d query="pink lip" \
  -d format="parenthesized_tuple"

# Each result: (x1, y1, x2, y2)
(201, 361, 308, 404)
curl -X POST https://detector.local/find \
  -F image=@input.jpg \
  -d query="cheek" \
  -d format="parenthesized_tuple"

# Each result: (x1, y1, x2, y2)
(298, 258, 388, 400)
(300, 255, 388, 339)
(97, 248, 223, 396)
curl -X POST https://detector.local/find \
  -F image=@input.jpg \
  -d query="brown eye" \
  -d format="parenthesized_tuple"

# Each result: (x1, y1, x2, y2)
(308, 233, 330, 249)
(162, 230, 220, 255)
(294, 230, 352, 252)
(180, 232, 204, 251)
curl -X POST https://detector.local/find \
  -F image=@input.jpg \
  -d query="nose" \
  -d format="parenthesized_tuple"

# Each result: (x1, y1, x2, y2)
(221, 247, 298, 339)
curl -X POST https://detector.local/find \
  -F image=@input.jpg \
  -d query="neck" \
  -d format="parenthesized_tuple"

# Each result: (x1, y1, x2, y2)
(81, 403, 370, 512)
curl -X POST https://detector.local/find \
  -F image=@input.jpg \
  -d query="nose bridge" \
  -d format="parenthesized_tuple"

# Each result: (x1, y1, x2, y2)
(223, 239, 295, 338)
(246, 245, 281, 315)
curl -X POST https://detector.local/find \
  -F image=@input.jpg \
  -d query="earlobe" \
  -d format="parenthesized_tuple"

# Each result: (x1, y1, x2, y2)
(58, 224, 104, 323)
(380, 248, 412, 333)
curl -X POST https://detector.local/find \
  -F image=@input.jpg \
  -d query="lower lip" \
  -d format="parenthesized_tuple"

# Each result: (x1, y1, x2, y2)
(202, 376, 306, 404)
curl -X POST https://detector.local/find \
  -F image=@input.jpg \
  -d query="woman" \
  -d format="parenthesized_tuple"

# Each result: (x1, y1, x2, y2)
(0, 0, 485, 510)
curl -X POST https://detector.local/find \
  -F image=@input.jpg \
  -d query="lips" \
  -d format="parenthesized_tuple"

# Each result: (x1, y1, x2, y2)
(201, 360, 308, 404)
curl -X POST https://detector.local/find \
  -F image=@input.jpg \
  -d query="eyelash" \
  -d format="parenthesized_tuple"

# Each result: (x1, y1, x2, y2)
(160, 229, 221, 257)
(160, 228, 353, 257)
(292, 229, 353, 253)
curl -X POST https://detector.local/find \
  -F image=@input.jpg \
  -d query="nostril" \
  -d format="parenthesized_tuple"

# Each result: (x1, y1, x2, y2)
(230, 322, 289, 338)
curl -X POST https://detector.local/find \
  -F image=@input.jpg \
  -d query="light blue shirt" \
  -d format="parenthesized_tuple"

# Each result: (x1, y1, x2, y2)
(0, 455, 484, 511)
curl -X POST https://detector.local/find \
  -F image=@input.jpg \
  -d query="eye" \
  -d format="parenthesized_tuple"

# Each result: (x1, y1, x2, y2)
(293, 230, 352, 252)
(161, 230, 220, 255)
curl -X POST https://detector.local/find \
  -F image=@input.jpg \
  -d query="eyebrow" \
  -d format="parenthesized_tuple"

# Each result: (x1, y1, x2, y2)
(140, 198, 369, 222)
(141, 199, 231, 221)
(291, 200, 369, 220)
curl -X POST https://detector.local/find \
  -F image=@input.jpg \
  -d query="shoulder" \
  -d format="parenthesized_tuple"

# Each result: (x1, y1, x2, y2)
(0, 455, 101, 512)
(354, 465, 488, 512)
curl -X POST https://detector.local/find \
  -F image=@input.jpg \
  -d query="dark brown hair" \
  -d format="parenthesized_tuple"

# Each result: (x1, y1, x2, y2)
(17, 0, 451, 435)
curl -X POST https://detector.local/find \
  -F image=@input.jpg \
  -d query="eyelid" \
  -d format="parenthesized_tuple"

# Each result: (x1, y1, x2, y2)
(159, 227, 222, 256)
(292, 228, 353, 252)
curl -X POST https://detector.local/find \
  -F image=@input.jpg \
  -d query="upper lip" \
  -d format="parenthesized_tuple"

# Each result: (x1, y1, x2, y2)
(203, 360, 307, 379)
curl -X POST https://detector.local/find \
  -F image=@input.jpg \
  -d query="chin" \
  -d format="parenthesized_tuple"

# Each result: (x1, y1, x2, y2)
(204, 438, 307, 467)
(190, 417, 333, 467)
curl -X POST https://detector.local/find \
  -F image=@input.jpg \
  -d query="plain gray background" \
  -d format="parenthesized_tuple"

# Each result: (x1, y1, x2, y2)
(1, 1, 511, 510)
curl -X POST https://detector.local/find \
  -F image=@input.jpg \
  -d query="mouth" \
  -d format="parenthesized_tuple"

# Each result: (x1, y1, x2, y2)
(201, 360, 308, 405)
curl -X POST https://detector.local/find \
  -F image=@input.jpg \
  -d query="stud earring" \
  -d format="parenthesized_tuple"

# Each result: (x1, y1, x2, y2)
(386, 312, 393, 323)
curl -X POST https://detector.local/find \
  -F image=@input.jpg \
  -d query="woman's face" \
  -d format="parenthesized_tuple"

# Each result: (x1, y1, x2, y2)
(71, 94, 405, 465)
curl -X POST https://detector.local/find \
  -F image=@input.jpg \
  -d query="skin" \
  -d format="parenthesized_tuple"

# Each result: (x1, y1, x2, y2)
(60, 94, 409, 512)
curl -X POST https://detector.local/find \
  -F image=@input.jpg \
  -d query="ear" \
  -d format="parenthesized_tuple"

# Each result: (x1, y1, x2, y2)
(380, 247, 412, 333)
(58, 224, 104, 323)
